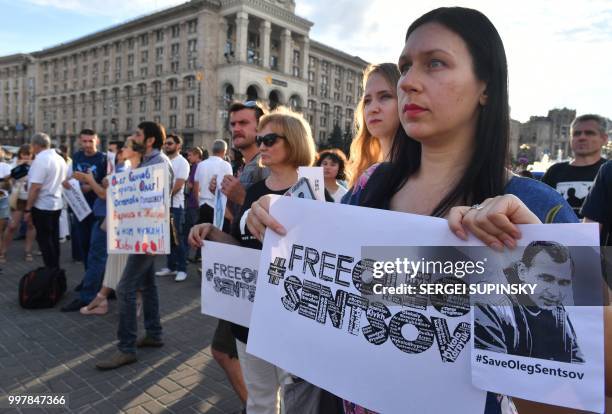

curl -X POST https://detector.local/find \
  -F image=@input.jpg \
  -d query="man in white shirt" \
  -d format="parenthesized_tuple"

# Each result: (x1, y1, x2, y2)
(24, 133, 67, 269)
(193, 139, 232, 230)
(155, 134, 191, 282)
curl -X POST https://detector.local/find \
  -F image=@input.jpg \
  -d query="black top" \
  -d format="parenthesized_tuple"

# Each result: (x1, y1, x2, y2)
(541, 158, 606, 218)
(581, 160, 612, 246)
(230, 179, 333, 343)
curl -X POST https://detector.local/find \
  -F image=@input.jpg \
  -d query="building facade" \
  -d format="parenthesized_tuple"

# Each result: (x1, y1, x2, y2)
(0, 0, 367, 152)
(518, 108, 576, 162)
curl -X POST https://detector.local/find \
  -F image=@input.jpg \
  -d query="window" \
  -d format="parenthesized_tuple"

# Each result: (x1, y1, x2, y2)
(171, 24, 180, 38)
(127, 38, 134, 50)
(186, 95, 195, 108)
(188, 19, 197, 34)
(171, 43, 180, 57)
(169, 96, 177, 110)
(186, 113, 194, 128)
(169, 114, 177, 128)
(156, 64, 163, 76)
(103, 60, 110, 73)
(141, 50, 148, 63)
(156, 46, 164, 61)
(127, 70, 134, 81)
(169, 79, 178, 90)
(156, 29, 164, 42)
(127, 118, 132, 130)
(154, 115, 161, 124)
(126, 100, 132, 113)
(154, 97, 161, 111)
(139, 100, 146, 113)
(128, 54, 134, 66)
(140, 67, 148, 77)
(140, 33, 148, 46)
(115, 57, 122, 70)
(138, 84, 146, 96)
(308, 71, 315, 82)
(171, 61, 179, 73)
(188, 39, 197, 53)
(188, 56, 197, 70)
(320, 116, 327, 127)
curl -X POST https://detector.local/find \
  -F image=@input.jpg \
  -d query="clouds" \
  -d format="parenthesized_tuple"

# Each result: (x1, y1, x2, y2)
(23, 0, 185, 19)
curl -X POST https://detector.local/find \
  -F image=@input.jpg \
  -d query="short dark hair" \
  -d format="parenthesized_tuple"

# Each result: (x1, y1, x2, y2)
(138, 121, 166, 150)
(522, 241, 571, 269)
(316, 149, 349, 181)
(228, 101, 266, 123)
(166, 134, 183, 146)
(109, 140, 124, 150)
(571, 114, 607, 134)
(79, 128, 96, 136)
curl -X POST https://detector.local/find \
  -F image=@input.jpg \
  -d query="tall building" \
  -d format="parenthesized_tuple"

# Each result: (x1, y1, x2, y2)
(518, 108, 577, 161)
(0, 0, 368, 151)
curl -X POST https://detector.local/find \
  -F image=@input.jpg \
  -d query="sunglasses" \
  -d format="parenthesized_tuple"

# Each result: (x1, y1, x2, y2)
(256, 133, 284, 147)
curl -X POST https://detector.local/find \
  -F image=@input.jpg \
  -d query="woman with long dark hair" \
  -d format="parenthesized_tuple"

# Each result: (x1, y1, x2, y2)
(245, 7, 589, 413)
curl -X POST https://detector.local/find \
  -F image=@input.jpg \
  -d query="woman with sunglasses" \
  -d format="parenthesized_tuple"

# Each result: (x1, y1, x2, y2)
(189, 107, 319, 414)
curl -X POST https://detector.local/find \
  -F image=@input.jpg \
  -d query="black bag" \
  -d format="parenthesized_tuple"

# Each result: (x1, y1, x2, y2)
(18, 267, 67, 309)
(10, 163, 29, 180)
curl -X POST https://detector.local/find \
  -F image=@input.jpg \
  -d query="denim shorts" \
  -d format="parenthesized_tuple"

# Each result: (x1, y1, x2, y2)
(0, 195, 9, 220)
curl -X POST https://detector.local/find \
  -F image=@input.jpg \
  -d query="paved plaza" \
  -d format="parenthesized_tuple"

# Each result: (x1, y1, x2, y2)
(0, 239, 242, 413)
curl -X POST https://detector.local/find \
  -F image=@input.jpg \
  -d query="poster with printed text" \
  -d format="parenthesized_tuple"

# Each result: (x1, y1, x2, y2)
(297, 166, 325, 201)
(213, 174, 228, 230)
(471, 224, 604, 412)
(107, 164, 170, 254)
(247, 196, 488, 414)
(63, 178, 92, 221)
(201, 241, 260, 327)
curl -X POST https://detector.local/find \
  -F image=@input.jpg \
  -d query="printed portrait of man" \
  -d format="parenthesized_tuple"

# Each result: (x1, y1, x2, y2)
(474, 241, 584, 364)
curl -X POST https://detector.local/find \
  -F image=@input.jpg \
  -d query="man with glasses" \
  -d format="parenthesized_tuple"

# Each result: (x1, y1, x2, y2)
(155, 134, 190, 282)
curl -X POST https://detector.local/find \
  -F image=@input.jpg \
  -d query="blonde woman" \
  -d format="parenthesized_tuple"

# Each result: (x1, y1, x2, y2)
(188, 107, 320, 414)
(346, 63, 401, 189)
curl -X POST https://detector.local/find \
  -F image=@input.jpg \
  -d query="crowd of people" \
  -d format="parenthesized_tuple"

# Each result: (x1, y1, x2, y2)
(1, 5, 611, 414)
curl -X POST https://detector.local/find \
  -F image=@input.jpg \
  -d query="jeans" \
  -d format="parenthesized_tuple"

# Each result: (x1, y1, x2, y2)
(183, 206, 199, 258)
(116, 254, 162, 354)
(31, 207, 61, 269)
(79, 218, 107, 303)
(167, 207, 186, 272)
(71, 213, 95, 269)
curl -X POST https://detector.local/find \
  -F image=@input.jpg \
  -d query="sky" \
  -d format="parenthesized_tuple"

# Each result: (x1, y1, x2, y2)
(0, 0, 610, 123)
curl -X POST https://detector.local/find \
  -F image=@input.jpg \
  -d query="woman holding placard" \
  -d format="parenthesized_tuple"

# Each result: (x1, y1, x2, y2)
(189, 107, 318, 414)
(243, 6, 596, 414)
(76, 138, 145, 316)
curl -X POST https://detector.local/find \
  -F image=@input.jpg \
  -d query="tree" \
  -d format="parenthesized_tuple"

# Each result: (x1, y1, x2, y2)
(327, 124, 344, 150)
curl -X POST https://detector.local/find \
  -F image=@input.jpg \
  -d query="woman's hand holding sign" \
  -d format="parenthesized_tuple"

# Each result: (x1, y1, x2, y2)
(448, 194, 541, 251)
(246, 195, 286, 242)
(188, 222, 241, 248)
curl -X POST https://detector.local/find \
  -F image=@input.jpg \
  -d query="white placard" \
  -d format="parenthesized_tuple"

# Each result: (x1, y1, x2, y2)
(471, 224, 604, 412)
(298, 166, 325, 201)
(201, 241, 260, 327)
(247, 196, 488, 414)
(62, 178, 92, 221)
(213, 174, 228, 230)
(107, 164, 170, 254)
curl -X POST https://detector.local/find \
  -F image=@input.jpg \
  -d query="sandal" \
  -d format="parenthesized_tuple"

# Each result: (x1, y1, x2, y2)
(24, 253, 33, 262)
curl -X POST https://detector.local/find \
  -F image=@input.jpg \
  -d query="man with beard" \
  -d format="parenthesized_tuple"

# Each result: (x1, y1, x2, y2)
(199, 101, 268, 409)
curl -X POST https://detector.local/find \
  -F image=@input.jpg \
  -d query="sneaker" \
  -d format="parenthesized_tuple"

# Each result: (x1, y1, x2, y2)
(61, 298, 87, 312)
(136, 336, 164, 348)
(95, 351, 137, 370)
(174, 271, 187, 282)
(155, 268, 176, 277)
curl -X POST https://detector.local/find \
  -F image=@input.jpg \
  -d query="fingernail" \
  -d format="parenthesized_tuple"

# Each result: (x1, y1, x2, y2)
(501, 237, 515, 249)
(490, 242, 504, 252)
(455, 230, 467, 240)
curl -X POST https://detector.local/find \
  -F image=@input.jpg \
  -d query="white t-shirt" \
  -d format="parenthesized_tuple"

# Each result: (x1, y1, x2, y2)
(0, 162, 11, 179)
(169, 153, 190, 208)
(194, 156, 233, 208)
(28, 148, 67, 210)
(330, 184, 348, 203)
